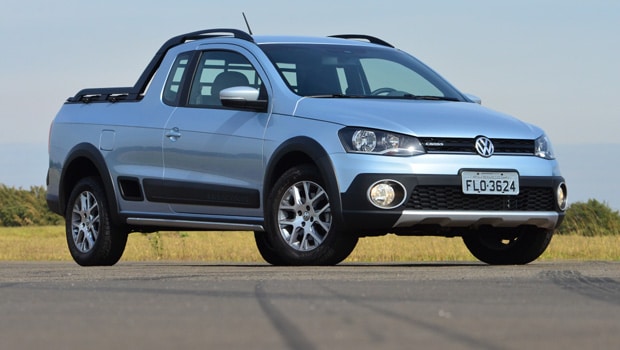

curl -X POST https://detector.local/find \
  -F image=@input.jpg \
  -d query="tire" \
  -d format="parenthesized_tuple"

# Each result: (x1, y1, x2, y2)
(257, 165, 358, 265)
(254, 231, 287, 266)
(462, 227, 554, 265)
(65, 177, 128, 266)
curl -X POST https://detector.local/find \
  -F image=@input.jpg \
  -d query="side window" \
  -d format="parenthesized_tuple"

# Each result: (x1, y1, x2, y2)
(162, 52, 192, 106)
(188, 50, 263, 107)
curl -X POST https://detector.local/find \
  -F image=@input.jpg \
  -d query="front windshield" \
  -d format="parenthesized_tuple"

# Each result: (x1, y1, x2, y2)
(259, 43, 464, 100)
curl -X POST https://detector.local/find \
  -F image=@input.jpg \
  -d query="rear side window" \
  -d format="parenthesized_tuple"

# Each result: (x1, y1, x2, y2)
(162, 52, 192, 106)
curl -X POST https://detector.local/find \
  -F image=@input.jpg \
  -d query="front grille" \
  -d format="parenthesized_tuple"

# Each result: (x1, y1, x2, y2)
(419, 137, 534, 155)
(407, 186, 555, 211)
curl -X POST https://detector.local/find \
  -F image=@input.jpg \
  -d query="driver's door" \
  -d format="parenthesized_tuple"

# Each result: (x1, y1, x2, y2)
(161, 46, 270, 219)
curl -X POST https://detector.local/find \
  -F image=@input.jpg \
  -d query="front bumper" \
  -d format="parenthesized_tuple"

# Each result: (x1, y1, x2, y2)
(340, 173, 566, 235)
(393, 210, 559, 230)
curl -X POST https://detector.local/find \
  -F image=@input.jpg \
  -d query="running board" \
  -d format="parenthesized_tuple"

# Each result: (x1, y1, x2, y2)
(126, 217, 264, 231)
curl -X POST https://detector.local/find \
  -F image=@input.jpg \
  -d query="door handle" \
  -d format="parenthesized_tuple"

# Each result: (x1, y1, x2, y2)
(165, 127, 181, 141)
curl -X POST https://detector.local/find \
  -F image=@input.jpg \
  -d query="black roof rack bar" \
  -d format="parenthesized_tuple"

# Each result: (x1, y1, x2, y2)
(329, 34, 394, 48)
(69, 29, 253, 102)
(132, 29, 253, 96)
(159, 28, 253, 50)
(67, 87, 137, 103)
(67, 87, 138, 103)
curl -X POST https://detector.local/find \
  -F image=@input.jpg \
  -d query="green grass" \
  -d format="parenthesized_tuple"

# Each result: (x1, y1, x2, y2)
(1, 226, 619, 262)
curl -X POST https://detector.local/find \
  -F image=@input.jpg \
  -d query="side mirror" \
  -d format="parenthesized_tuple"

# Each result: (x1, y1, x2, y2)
(220, 86, 268, 111)
(464, 93, 482, 105)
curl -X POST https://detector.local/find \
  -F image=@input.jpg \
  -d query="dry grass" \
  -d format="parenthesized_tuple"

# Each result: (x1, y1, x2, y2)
(1, 226, 618, 262)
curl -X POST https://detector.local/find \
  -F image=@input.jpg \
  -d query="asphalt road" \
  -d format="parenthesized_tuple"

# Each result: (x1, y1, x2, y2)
(1, 261, 619, 350)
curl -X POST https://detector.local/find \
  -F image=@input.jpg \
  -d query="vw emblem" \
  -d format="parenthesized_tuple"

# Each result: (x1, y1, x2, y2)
(474, 136, 494, 157)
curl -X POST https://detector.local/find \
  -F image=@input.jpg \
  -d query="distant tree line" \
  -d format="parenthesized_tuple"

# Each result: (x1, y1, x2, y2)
(0, 185, 61, 226)
(0, 185, 618, 235)
(556, 199, 620, 236)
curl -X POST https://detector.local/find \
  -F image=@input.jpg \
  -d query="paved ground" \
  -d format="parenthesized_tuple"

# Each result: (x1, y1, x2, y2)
(1, 261, 619, 350)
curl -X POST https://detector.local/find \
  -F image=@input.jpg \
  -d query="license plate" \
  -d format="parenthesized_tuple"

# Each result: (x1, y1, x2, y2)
(461, 171, 519, 195)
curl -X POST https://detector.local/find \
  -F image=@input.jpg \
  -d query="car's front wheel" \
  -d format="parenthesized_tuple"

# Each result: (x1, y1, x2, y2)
(256, 165, 358, 265)
(65, 177, 128, 266)
(462, 227, 554, 265)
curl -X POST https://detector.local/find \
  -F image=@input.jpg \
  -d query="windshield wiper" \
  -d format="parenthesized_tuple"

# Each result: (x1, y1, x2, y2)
(402, 94, 460, 101)
(306, 94, 460, 101)
(307, 94, 364, 98)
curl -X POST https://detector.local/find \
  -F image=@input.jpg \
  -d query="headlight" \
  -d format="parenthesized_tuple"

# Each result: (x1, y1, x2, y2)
(339, 127, 425, 156)
(534, 134, 555, 160)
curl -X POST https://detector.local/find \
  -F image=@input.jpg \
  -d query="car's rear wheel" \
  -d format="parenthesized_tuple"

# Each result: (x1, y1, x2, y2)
(256, 165, 358, 265)
(462, 227, 554, 265)
(65, 177, 128, 266)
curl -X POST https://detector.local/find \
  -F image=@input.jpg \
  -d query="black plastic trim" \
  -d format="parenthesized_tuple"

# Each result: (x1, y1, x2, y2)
(340, 173, 566, 234)
(329, 34, 394, 48)
(143, 179, 260, 208)
(263, 137, 345, 228)
(118, 177, 144, 201)
(58, 143, 123, 226)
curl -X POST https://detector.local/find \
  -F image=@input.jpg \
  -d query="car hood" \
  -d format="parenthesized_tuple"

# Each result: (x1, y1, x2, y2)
(291, 98, 543, 139)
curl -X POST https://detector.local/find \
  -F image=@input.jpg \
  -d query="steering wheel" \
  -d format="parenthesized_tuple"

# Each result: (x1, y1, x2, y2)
(371, 87, 397, 96)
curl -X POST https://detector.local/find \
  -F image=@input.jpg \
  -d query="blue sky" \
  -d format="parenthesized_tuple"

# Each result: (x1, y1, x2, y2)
(1, 0, 619, 209)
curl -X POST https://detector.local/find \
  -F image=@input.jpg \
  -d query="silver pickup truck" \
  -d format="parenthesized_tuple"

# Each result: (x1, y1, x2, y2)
(47, 29, 567, 266)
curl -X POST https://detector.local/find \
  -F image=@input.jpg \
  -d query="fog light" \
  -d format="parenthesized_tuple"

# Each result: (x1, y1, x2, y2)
(556, 182, 568, 211)
(367, 180, 406, 209)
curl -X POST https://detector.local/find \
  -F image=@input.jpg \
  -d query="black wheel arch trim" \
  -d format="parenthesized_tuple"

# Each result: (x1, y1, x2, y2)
(263, 136, 346, 228)
(59, 143, 124, 227)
